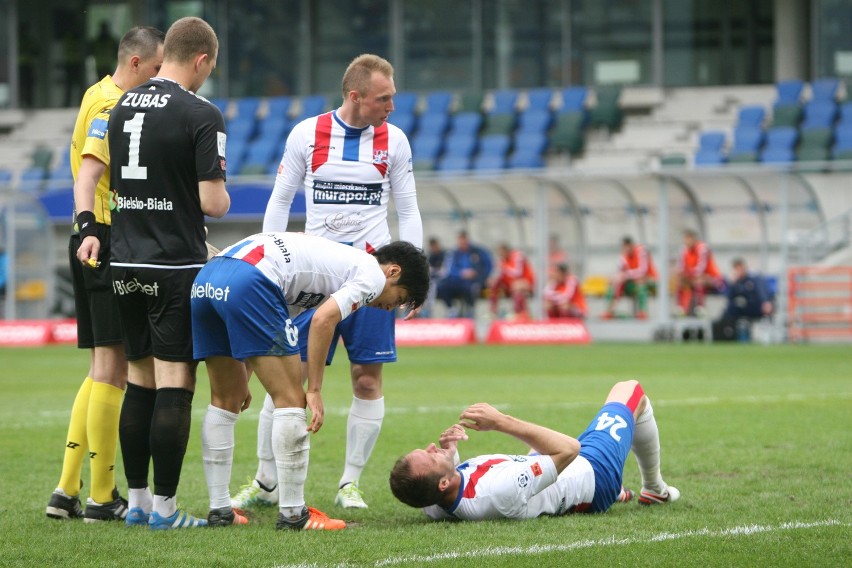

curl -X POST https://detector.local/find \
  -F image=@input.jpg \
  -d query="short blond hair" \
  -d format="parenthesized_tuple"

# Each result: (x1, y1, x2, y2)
(341, 54, 394, 98)
(163, 16, 218, 64)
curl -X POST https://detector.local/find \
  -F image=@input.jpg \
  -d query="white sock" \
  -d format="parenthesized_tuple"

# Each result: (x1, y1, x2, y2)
(631, 398, 665, 493)
(255, 394, 277, 488)
(271, 407, 310, 513)
(152, 494, 177, 517)
(128, 487, 152, 513)
(339, 396, 384, 488)
(202, 404, 239, 510)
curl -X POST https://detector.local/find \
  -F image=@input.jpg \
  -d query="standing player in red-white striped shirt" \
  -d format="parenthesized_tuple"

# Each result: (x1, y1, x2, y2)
(232, 54, 422, 512)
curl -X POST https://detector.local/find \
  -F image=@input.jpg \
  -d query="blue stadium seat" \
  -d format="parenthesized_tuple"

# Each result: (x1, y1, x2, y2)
(507, 150, 545, 169)
(443, 133, 478, 159)
(435, 154, 470, 172)
(559, 86, 588, 113)
(774, 79, 804, 107)
(801, 100, 838, 131)
(516, 109, 553, 135)
(471, 153, 507, 172)
(760, 127, 799, 163)
(234, 97, 261, 121)
(266, 96, 292, 120)
(242, 138, 281, 171)
(227, 116, 257, 144)
(18, 167, 46, 192)
(737, 105, 766, 128)
(256, 116, 291, 146)
(226, 140, 248, 175)
(728, 126, 765, 161)
(393, 91, 419, 115)
(525, 88, 554, 112)
(209, 97, 230, 117)
(810, 77, 840, 102)
(424, 91, 454, 114)
(49, 161, 74, 181)
(447, 111, 483, 138)
(836, 102, 852, 130)
(693, 130, 727, 166)
(387, 112, 417, 138)
(477, 134, 512, 158)
(0, 168, 13, 185)
(513, 131, 549, 156)
(292, 94, 327, 123)
(411, 134, 444, 165)
(415, 111, 451, 138)
(489, 89, 520, 114)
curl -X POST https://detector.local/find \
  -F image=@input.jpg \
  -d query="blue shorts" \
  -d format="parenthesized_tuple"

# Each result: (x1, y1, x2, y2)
(295, 306, 396, 365)
(191, 256, 300, 360)
(577, 402, 635, 513)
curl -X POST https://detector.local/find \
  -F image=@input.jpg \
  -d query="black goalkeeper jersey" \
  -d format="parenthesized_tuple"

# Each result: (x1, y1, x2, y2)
(109, 77, 226, 267)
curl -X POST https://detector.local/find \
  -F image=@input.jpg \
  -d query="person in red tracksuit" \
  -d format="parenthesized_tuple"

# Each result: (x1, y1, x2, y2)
(675, 229, 723, 316)
(544, 263, 586, 319)
(488, 243, 535, 319)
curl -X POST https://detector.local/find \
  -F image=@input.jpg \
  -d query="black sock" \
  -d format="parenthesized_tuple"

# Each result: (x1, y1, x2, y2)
(119, 383, 156, 489)
(150, 388, 194, 497)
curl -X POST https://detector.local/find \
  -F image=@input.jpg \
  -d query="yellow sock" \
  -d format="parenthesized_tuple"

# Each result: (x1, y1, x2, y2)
(58, 377, 93, 496)
(88, 382, 124, 504)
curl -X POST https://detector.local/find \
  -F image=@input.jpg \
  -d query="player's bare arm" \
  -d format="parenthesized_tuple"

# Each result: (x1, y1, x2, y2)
(73, 155, 108, 265)
(460, 403, 580, 473)
(199, 178, 230, 218)
(304, 298, 344, 433)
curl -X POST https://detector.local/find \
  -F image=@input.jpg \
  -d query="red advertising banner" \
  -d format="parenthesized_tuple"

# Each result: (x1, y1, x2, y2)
(486, 319, 591, 344)
(395, 319, 477, 346)
(0, 320, 78, 346)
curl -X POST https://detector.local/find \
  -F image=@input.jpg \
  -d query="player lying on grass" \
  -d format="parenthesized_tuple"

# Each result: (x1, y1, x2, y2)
(389, 380, 679, 520)
(192, 233, 429, 530)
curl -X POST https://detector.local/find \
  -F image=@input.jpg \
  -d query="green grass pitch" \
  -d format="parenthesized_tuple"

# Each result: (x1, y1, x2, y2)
(1, 343, 850, 567)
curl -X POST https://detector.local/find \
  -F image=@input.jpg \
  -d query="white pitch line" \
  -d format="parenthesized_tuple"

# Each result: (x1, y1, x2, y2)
(366, 519, 846, 568)
(5, 392, 851, 430)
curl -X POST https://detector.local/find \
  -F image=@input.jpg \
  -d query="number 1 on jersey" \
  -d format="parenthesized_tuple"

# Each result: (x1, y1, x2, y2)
(121, 113, 147, 180)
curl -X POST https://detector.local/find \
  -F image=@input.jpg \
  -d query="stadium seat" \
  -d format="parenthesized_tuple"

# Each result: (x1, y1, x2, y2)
(693, 130, 727, 166)
(435, 154, 470, 172)
(226, 140, 248, 175)
(477, 134, 512, 159)
(49, 161, 74, 181)
(387, 112, 417, 138)
(18, 167, 46, 192)
(242, 138, 281, 172)
(549, 111, 586, 154)
(659, 153, 687, 167)
(507, 150, 545, 169)
(256, 116, 291, 146)
(833, 126, 852, 156)
(392, 91, 418, 115)
(760, 126, 798, 163)
(774, 79, 805, 107)
(558, 86, 588, 114)
(800, 100, 838, 131)
(424, 91, 454, 114)
(458, 91, 484, 113)
(443, 132, 478, 159)
(447, 111, 483, 138)
(516, 109, 553, 136)
(416, 111, 451, 138)
(481, 112, 516, 136)
(0, 168, 13, 185)
(524, 88, 554, 112)
(471, 153, 507, 172)
(589, 86, 622, 131)
(513, 131, 549, 156)
(292, 94, 327, 123)
(227, 117, 257, 144)
(736, 105, 766, 128)
(728, 126, 765, 162)
(265, 96, 292, 120)
(209, 97, 230, 117)
(810, 77, 840, 102)
(489, 89, 520, 115)
(234, 97, 261, 121)
(411, 134, 444, 166)
(771, 104, 802, 128)
(836, 101, 852, 130)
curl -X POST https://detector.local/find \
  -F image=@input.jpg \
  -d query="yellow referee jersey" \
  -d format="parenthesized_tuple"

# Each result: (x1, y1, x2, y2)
(69, 76, 123, 226)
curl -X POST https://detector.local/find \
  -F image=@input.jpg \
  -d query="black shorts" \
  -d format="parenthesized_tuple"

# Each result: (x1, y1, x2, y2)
(68, 227, 124, 349)
(112, 265, 201, 362)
